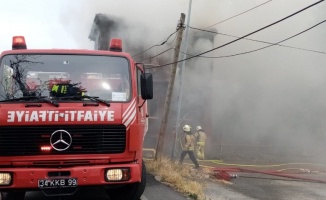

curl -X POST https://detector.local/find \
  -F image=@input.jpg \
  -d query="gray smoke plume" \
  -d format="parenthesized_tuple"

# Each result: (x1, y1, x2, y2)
(59, 0, 326, 163)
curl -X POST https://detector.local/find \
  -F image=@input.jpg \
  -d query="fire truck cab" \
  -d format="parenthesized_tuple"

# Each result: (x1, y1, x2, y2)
(0, 36, 153, 200)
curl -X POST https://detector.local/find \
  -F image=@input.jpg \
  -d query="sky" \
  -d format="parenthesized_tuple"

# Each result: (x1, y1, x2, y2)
(0, 0, 324, 51)
(1, 0, 326, 162)
(0, 0, 75, 50)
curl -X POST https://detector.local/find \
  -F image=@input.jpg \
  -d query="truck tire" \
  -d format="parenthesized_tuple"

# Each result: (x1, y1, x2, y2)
(106, 160, 146, 200)
(1, 192, 25, 200)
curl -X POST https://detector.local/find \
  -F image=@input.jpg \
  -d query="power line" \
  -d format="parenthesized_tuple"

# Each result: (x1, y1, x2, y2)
(131, 28, 180, 58)
(140, 48, 174, 62)
(184, 0, 273, 39)
(187, 25, 326, 57)
(205, 0, 273, 28)
(151, 20, 326, 63)
(133, 1, 272, 58)
(213, 19, 326, 58)
(133, 1, 272, 60)
(147, 0, 325, 69)
(166, 33, 178, 46)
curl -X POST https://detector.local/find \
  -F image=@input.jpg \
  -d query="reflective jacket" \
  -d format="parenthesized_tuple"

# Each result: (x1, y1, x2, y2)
(195, 131, 206, 143)
(183, 133, 195, 151)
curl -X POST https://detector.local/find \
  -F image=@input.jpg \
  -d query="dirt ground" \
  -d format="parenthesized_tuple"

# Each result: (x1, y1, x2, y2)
(145, 151, 326, 199)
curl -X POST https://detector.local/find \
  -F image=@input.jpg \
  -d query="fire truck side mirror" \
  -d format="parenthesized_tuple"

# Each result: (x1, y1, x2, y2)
(141, 73, 153, 100)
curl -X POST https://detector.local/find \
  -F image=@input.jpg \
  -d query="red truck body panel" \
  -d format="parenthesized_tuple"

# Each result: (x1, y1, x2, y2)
(0, 46, 148, 195)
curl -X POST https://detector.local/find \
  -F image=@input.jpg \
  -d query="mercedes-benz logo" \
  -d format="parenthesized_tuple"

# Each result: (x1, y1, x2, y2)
(50, 130, 72, 151)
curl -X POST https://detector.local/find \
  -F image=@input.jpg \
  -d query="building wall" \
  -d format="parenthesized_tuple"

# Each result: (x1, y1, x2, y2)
(89, 14, 218, 157)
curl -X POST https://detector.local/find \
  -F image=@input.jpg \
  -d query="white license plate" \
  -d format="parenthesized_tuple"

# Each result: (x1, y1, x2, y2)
(38, 178, 78, 188)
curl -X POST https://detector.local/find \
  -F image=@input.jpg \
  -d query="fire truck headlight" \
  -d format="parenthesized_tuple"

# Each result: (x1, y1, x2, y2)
(105, 168, 130, 182)
(0, 173, 12, 185)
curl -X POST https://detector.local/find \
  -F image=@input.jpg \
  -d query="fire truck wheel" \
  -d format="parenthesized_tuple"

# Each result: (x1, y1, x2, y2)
(106, 160, 147, 200)
(0, 191, 25, 200)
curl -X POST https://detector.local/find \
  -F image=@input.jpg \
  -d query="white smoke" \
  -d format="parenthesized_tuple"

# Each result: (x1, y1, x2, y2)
(59, 0, 326, 162)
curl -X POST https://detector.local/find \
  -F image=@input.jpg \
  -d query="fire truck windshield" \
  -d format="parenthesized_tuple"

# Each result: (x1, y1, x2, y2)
(0, 54, 131, 102)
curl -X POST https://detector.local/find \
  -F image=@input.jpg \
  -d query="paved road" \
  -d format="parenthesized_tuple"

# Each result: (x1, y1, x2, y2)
(22, 174, 187, 200)
(205, 173, 326, 200)
(6, 171, 326, 200)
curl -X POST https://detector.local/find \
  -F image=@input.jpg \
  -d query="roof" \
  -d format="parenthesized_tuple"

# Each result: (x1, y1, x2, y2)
(0, 49, 132, 59)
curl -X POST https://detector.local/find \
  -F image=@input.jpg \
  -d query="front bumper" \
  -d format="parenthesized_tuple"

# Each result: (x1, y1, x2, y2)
(0, 163, 141, 189)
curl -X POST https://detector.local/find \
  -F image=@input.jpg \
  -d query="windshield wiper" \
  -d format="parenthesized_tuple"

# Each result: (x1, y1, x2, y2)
(0, 96, 59, 107)
(59, 95, 110, 107)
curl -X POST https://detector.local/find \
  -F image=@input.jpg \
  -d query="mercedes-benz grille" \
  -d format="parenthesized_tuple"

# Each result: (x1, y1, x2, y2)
(0, 125, 126, 156)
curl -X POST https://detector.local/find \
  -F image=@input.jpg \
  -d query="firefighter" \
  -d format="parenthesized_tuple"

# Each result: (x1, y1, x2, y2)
(179, 125, 200, 169)
(195, 126, 207, 160)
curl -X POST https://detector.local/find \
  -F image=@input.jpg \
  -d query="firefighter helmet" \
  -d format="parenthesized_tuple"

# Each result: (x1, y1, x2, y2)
(183, 125, 191, 132)
(196, 126, 202, 131)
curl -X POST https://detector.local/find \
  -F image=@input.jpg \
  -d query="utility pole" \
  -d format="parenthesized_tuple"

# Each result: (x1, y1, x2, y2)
(155, 13, 186, 161)
(171, 0, 193, 161)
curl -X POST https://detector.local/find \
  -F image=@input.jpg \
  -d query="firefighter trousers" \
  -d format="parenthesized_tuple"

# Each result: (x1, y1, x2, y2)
(196, 142, 205, 160)
(179, 150, 200, 168)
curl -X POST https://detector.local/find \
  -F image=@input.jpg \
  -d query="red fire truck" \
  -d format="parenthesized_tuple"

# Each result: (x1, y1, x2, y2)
(0, 36, 153, 200)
